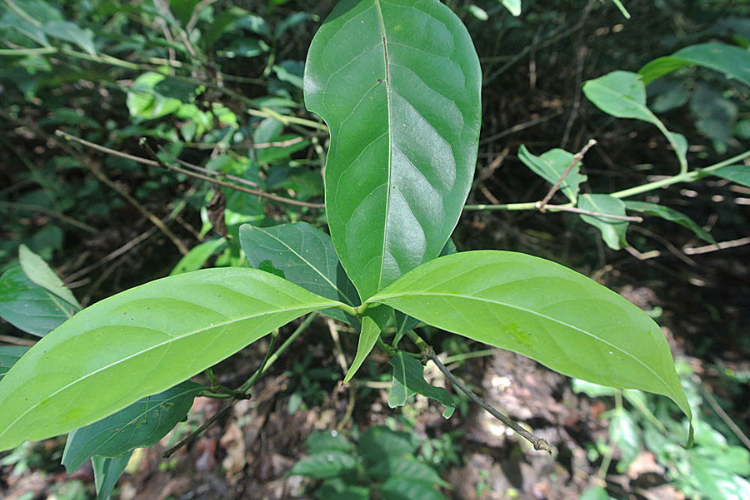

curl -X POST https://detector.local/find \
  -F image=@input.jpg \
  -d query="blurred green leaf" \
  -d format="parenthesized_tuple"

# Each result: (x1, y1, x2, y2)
(0, 346, 30, 382)
(623, 201, 715, 244)
(92, 452, 132, 500)
(499, 0, 521, 16)
(609, 407, 641, 471)
(358, 426, 415, 465)
(345, 305, 391, 382)
(44, 21, 96, 56)
(578, 194, 629, 250)
(305, 430, 355, 455)
(640, 43, 750, 87)
(707, 165, 750, 188)
(290, 451, 358, 478)
(380, 475, 449, 500)
(689, 85, 737, 147)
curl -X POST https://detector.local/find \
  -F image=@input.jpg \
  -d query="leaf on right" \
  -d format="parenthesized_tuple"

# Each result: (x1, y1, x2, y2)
(518, 145, 588, 203)
(367, 251, 693, 444)
(623, 201, 715, 244)
(639, 43, 750, 87)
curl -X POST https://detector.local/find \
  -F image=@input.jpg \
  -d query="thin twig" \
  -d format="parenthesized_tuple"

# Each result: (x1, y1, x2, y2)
(702, 386, 750, 451)
(404, 330, 552, 453)
(158, 146, 260, 188)
(0, 201, 98, 234)
(537, 139, 597, 210)
(545, 204, 642, 222)
(683, 236, 750, 255)
(55, 130, 323, 209)
(425, 345, 552, 453)
(0, 335, 36, 346)
(326, 318, 349, 376)
(479, 109, 563, 146)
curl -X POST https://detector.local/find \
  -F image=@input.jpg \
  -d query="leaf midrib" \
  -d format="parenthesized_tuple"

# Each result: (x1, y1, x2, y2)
(0, 301, 338, 442)
(370, 290, 679, 401)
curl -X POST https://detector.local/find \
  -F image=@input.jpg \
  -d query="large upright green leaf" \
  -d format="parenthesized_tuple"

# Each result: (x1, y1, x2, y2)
(62, 381, 203, 472)
(304, 0, 481, 300)
(0, 268, 343, 452)
(365, 251, 693, 440)
(639, 43, 750, 87)
(240, 222, 360, 324)
(583, 71, 686, 171)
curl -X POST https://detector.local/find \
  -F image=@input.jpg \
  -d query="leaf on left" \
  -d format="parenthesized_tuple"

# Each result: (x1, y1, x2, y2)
(0, 268, 343, 452)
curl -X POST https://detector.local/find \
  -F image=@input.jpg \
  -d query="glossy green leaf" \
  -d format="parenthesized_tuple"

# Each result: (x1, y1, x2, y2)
(624, 201, 715, 244)
(44, 21, 96, 56)
(388, 351, 455, 418)
(304, 0, 481, 300)
(639, 43, 750, 87)
(170, 238, 227, 276)
(499, 0, 521, 16)
(344, 305, 391, 383)
(290, 451, 358, 478)
(0, 266, 78, 337)
(240, 222, 360, 324)
(19, 244, 80, 308)
(707, 165, 750, 188)
(380, 476, 449, 500)
(366, 251, 693, 438)
(518, 145, 588, 203)
(0, 346, 30, 382)
(578, 194, 629, 250)
(62, 381, 203, 472)
(583, 71, 686, 171)
(0, 268, 343, 452)
(92, 452, 132, 500)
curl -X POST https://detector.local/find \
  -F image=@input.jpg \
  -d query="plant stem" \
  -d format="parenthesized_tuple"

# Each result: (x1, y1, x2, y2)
(407, 331, 552, 453)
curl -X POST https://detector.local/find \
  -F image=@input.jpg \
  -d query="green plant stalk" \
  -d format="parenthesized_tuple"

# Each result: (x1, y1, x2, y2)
(464, 149, 750, 212)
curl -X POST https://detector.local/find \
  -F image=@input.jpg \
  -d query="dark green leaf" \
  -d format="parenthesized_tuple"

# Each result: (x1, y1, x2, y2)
(0, 346, 30, 382)
(647, 79, 691, 113)
(380, 475, 449, 500)
(304, 0, 481, 300)
(578, 194, 629, 250)
(706, 165, 750, 188)
(92, 452, 132, 500)
(579, 486, 614, 500)
(689, 85, 737, 146)
(358, 426, 415, 465)
(0, 268, 344, 451)
(62, 381, 203, 472)
(639, 43, 750, 87)
(44, 21, 96, 56)
(518, 146, 588, 203)
(290, 451, 358, 478)
(366, 251, 693, 439)
(388, 352, 455, 418)
(0, 266, 77, 337)
(344, 305, 391, 383)
(201, 7, 252, 49)
(624, 201, 715, 244)
(240, 222, 360, 324)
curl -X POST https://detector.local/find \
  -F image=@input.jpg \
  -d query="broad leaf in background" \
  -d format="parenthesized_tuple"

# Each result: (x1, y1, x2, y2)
(170, 238, 227, 275)
(583, 71, 687, 172)
(499, 0, 521, 16)
(62, 381, 203, 472)
(290, 451, 358, 478)
(19, 244, 80, 308)
(518, 145, 588, 203)
(344, 305, 391, 383)
(639, 43, 750, 87)
(579, 486, 615, 500)
(92, 452, 132, 500)
(0, 268, 344, 451)
(689, 84, 738, 149)
(366, 251, 693, 442)
(44, 20, 96, 56)
(304, 0, 481, 300)
(240, 222, 360, 324)
(0, 346, 30, 382)
(380, 475, 450, 500)
(358, 426, 415, 465)
(706, 165, 750, 188)
(388, 351, 455, 418)
(0, 266, 78, 336)
(624, 201, 715, 244)
(578, 194, 629, 250)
